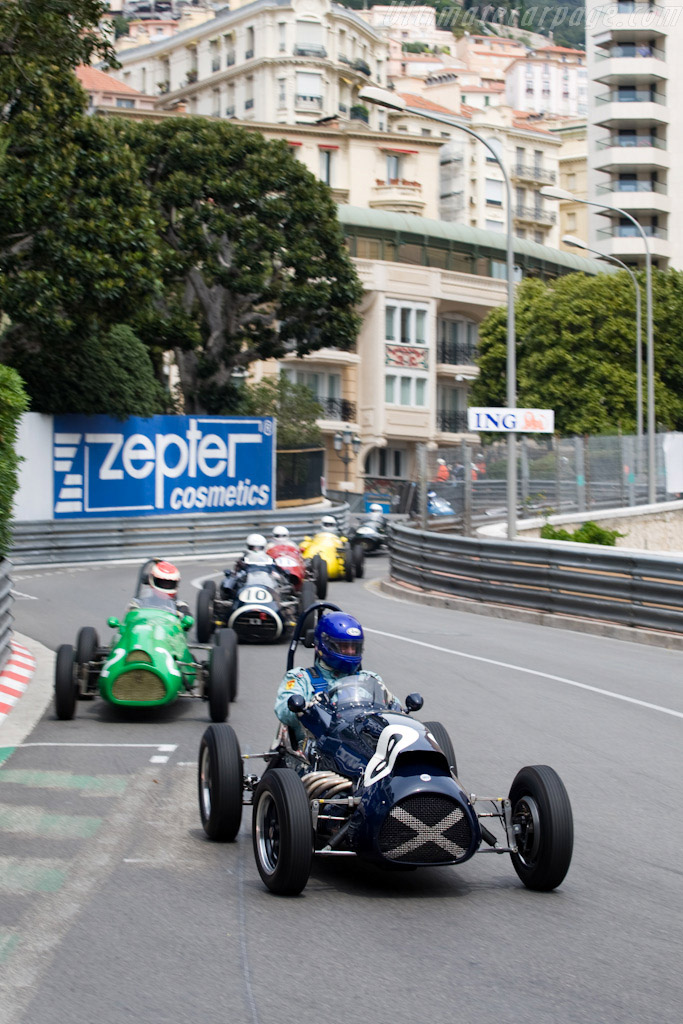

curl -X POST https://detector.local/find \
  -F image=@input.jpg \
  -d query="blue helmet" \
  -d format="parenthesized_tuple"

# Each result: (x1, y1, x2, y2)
(314, 612, 364, 674)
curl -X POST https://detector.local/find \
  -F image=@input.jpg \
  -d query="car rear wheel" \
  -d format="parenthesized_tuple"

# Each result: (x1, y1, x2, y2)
(423, 720, 458, 777)
(252, 768, 313, 895)
(54, 644, 77, 720)
(207, 645, 230, 722)
(196, 587, 215, 644)
(343, 543, 355, 582)
(509, 765, 573, 891)
(202, 578, 216, 599)
(312, 554, 328, 600)
(198, 724, 243, 841)
(75, 626, 99, 695)
(352, 542, 365, 579)
(217, 628, 238, 702)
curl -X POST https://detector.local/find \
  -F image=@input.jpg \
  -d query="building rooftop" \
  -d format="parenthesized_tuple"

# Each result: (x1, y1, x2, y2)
(76, 65, 142, 94)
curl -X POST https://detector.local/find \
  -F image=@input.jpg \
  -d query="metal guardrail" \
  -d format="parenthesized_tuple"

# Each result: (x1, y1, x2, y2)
(389, 522, 683, 633)
(0, 560, 12, 672)
(9, 504, 350, 565)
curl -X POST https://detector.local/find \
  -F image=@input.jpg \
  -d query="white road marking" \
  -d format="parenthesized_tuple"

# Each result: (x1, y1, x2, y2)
(149, 756, 169, 764)
(9, 589, 38, 601)
(19, 743, 178, 750)
(366, 627, 683, 721)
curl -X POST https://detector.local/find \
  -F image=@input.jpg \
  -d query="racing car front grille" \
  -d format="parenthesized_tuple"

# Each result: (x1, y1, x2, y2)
(111, 670, 166, 702)
(232, 612, 280, 643)
(378, 793, 472, 864)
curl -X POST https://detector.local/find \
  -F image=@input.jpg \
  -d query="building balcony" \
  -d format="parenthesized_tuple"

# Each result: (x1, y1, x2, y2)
(594, 55, 667, 85)
(437, 340, 477, 366)
(317, 398, 357, 422)
(295, 94, 323, 112)
(596, 180, 670, 214)
(350, 105, 369, 124)
(370, 181, 425, 215)
(511, 163, 556, 185)
(591, 4, 673, 33)
(514, 205, 556, 225)
(294, 44, 327, 58)
(595, 230, 670, 264)
(353, 58, 372, 76)
(436, 410, 469, 434)
(594, 136, 669, 172)
(593, 93, 669, 128)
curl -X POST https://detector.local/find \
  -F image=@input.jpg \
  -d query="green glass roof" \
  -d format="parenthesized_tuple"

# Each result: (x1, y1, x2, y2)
(337, 205, 611, 276)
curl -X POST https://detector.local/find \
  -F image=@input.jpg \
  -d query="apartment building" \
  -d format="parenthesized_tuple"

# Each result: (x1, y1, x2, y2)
(252, 207, 605, 492)
(506, 46, 588, 117)
(109, 0, 390, 129)
(75, 65, 157, 111)
(586, 0, 681, 269)
(545, 118, 589, 251)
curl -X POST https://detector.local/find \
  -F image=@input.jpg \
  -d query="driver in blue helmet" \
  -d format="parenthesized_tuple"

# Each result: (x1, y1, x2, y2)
(274, 611, 393, 743)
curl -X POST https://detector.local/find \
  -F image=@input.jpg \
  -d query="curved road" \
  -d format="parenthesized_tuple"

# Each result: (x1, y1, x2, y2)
(2, 555, 683, 1024)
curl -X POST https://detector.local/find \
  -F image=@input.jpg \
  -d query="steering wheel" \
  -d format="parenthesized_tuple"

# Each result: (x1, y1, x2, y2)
(286, 600, 341, 672)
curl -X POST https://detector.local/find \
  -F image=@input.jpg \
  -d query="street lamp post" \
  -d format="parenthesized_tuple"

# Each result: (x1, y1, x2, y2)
(541, 186, 655, 503)
(333, 425, 361, 485)
(562, 234, 643, 447)
(359, 88, 518, 537)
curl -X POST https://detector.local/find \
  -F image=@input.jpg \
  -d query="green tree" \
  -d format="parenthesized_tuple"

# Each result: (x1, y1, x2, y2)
(6, 324, 168, 417)
(239, 375, 323, 449)
(117, 117, 363, 414)
(0, 364, 28, 557)
(472, 271, 683, 435)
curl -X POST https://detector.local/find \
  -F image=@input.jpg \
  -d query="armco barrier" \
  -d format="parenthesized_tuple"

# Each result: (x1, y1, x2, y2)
(9, 504, 349, 565)
(389, 522, 683, 633)
(0, 561, 12, 671)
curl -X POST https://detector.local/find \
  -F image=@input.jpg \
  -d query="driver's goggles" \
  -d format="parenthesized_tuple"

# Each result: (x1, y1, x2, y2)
(323, 634, 363, 658)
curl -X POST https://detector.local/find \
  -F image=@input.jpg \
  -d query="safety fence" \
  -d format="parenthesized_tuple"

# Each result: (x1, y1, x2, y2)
(9, 504, 349, 566)
(0, 561, 12, 672)
(389, 522, 683, 634)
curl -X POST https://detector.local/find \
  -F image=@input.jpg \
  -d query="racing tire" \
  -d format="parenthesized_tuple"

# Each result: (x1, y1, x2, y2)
(198, 724, 243, 841)
(217, 628, 239, 702)
(509, 765, 573, 892)
(75, 625, 99, 694)
(312, 554, 328, 601)
(208, 645, 230, 723)
(54, 644, 77, 721)
(299, 580, 317, 624)
(343, 543, 355, 583)
(252, 768, 313, 895)
(202, 579, 217, 600)
(423, 720, 458, 778)
(352, 542, 365, 580)
(196, 587, 215, 644)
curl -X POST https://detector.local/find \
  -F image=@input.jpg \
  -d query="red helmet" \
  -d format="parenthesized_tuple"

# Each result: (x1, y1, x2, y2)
(149, 560, 180, 598)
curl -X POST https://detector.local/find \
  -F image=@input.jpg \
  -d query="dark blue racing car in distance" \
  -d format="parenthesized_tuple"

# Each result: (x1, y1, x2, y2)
(197, 603, 573, 895)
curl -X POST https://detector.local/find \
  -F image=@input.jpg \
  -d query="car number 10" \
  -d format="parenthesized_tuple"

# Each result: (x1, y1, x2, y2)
(239, 586, 271, 604)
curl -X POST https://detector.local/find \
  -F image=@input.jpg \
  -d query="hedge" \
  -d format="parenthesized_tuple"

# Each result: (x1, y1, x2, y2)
(0, 364, 28, 557)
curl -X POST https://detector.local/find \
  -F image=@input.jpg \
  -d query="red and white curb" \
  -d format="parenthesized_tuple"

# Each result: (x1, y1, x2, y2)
(0, 641, 36, 727)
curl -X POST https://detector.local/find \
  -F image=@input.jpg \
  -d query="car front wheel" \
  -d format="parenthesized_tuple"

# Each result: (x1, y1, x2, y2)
(252, 768, 313, 895)
(509, 765, 573, 891)
(198, 724, 243, 841)
(423, 720, 458, 777)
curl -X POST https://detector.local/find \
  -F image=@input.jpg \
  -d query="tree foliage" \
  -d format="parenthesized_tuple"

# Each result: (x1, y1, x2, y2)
(5, 324, 167, 417)
(238, 375, 323, 449)
(117, 117, 363, 414)
(472, 271, 683, 436)
(0, 363, 28, 557)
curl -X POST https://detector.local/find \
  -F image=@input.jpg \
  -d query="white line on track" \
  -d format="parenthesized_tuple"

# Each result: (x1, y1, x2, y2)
(365, 627, 683, 720)
(18, 742, 179, 764)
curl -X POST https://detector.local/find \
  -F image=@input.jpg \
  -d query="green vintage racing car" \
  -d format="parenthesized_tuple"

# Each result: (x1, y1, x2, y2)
(54, 558, 238, 723)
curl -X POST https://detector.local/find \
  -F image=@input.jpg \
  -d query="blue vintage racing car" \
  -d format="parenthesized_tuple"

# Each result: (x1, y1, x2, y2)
(197, 603, 573, 895)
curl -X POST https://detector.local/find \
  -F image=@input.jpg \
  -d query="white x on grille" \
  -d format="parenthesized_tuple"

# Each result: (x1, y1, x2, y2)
(389, 806, 466, 859)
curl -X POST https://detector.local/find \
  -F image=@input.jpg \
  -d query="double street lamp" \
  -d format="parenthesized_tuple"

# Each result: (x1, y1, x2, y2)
(562, 233, 643, 447)
(359, 88, 518, 537)
(541, 186, 655, 503)
(334, 425, 361, 484)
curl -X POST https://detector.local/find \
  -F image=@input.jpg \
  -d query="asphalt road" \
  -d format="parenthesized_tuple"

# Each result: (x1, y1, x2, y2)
(3, 554, 683, 1024)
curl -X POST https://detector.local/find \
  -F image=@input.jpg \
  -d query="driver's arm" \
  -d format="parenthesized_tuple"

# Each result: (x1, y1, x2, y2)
(274, 669, 314, 736)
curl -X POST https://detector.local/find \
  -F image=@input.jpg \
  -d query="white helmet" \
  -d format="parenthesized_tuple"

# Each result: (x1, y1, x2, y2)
(437, 458, 446, 465)
(149, 560, 180, 598)
(271, 525, 290, 539)
(369, 503, 383, 514)
(245, 533, 267, 552)
(320, 515, 337, 531)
